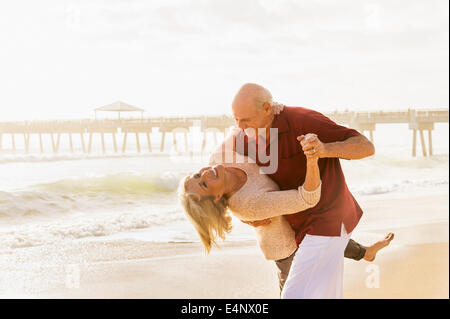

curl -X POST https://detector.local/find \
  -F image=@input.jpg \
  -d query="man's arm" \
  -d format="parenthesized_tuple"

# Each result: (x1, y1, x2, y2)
(245, 135, 373, 228)
(299, 134, 375, 160)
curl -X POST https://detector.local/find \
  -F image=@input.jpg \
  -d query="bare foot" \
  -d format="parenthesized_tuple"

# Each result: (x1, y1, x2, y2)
(363, 233, 395, 262)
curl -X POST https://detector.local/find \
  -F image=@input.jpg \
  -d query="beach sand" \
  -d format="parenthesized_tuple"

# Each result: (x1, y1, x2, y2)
(1, 193, 448, 299)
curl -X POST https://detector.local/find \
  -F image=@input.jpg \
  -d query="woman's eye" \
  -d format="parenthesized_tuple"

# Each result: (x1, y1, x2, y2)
(194, 174, 200, 178)
(202, 182, 208, 188)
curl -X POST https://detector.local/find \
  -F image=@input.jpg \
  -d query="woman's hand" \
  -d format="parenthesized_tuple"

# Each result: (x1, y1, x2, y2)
(297, 133, 326, 158)
(297, 133, 320, 162)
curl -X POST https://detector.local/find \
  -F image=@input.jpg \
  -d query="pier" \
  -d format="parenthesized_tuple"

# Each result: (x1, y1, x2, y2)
(0, 108, 448, 157)
(328, 108, 449, 156)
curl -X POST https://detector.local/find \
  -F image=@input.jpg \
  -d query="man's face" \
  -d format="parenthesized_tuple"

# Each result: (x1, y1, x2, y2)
(232, 100, 271, 137)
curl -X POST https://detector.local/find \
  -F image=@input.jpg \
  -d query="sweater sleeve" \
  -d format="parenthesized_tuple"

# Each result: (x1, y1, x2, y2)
(238, 182, 322, 221)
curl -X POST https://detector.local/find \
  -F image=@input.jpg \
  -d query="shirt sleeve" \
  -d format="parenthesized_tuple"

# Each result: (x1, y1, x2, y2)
(238, 182, 322, 221)
(299, 109, 361, 144)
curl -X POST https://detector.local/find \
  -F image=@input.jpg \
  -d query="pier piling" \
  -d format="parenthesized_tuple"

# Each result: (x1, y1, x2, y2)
(428, 130, 433, 156)
(419, 130, 427, 157)
(101, 132, 106, 153)
(122, 132, 128, 153)
(87, 133, 93, 153)
(24, 133, 30, 153)
(160, 132, 166, 152)
(80, 133, 86, 153)
(146, 132, 152, 152)
(112, 133, 118, 153)
(39, 133, 44, 153)
(136, 132, 141, 153)
(69, 133, 74, 153)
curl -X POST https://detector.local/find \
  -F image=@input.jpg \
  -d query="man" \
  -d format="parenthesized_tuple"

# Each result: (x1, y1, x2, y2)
(215, 83, 393, 295)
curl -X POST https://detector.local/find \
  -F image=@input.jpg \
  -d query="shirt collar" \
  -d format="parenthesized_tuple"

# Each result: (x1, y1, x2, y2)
(271, 111, 290, 134)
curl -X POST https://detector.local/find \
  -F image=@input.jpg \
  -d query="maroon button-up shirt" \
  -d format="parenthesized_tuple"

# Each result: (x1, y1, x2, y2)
(238, 106, 363, 246)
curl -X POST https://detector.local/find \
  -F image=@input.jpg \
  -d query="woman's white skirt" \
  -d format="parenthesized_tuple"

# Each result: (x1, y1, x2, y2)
(281, 223, 352, 299)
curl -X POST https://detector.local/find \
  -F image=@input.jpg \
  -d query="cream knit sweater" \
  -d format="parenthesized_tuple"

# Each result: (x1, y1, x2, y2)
(209, 146, 321, 261)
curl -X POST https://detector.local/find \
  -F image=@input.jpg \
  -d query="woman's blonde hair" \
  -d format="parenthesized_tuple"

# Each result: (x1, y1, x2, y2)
(178, 175, 233, 253)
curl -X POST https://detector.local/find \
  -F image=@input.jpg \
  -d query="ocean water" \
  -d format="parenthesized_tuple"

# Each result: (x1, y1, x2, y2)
(0, 124, 448, 251)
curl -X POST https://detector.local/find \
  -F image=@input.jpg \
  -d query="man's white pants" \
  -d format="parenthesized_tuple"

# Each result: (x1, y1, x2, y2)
(281, 223, 352, 299)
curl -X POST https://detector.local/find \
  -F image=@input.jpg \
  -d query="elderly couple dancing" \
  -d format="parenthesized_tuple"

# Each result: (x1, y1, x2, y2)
(179, 83, 394, 299)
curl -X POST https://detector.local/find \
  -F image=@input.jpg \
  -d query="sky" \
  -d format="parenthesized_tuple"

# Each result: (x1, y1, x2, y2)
(0, 0, 448, 121)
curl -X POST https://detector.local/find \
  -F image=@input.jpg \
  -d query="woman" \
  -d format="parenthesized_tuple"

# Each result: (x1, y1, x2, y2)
(179, 133, 321, 263)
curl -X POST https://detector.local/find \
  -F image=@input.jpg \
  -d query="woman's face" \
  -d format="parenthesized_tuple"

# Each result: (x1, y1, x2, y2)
(185, 164, 226, 202)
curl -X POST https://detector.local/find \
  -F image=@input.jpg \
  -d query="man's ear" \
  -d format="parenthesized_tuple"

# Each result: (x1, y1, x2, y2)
(263, 102, 271, 114)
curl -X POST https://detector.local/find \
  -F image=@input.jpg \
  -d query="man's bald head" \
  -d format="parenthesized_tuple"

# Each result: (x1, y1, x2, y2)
(232, 83, 273, 111)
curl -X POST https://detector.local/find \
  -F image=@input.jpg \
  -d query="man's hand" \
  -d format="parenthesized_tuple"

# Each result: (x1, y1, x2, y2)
(241, 218, 272, 227)
(297, 134, 375, 160)
(297, 134, 326, 158)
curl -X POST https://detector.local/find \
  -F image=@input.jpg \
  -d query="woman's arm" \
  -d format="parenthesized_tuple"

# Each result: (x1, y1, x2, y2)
(238, 181, 321, 221)
(237, 136, 321, 221)
(302, 139, 321, 192)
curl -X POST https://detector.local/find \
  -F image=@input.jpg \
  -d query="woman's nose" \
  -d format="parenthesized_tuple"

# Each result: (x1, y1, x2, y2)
(200, 169, 210, 179)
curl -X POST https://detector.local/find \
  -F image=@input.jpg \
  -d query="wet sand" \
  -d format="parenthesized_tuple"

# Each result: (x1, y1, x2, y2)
(0, 193, 448, 299)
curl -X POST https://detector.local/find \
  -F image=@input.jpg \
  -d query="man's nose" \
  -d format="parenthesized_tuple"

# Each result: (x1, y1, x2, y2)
(236, 121, 247, 130)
